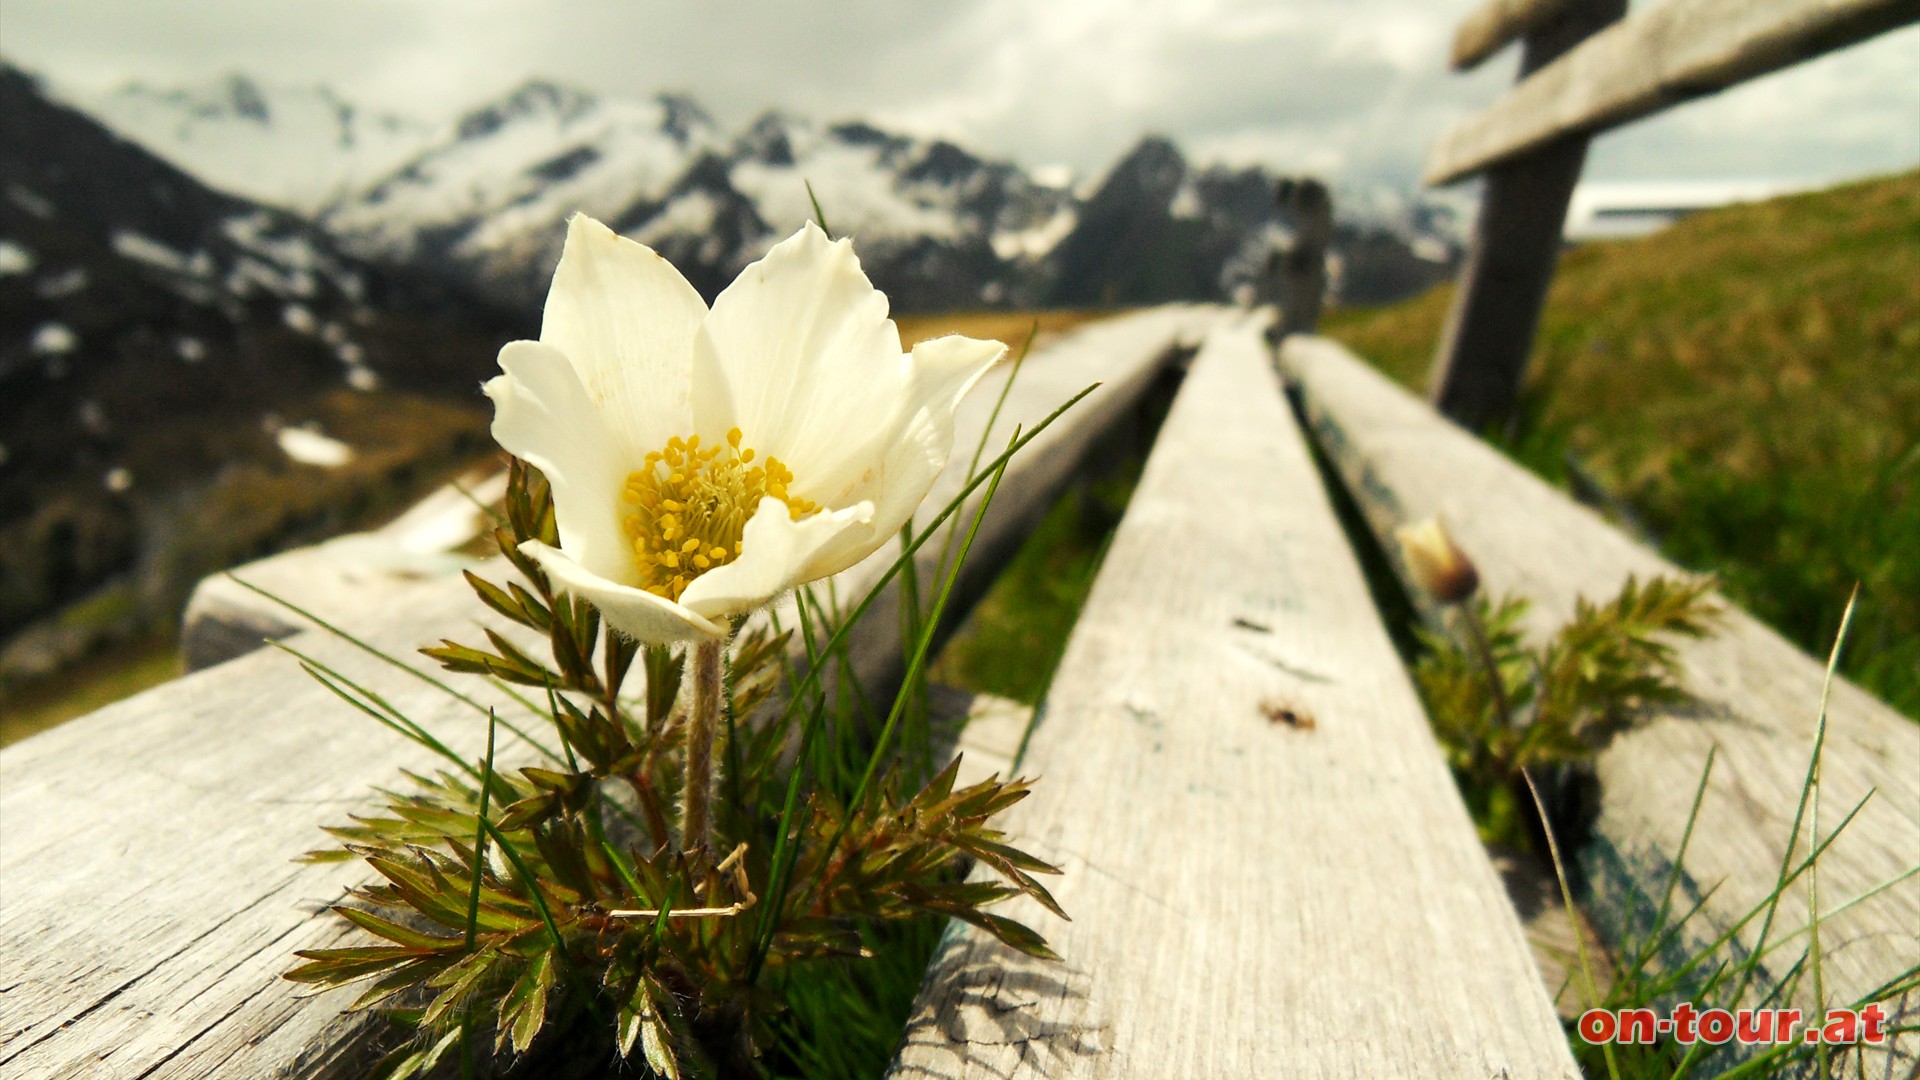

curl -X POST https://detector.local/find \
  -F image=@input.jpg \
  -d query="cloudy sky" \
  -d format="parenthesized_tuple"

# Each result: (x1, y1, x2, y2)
(5, 0, 1916, 190)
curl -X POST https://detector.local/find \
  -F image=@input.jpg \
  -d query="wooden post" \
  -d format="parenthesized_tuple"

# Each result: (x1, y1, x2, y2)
(1426, 0, 1624, 432)
(1272, 177, 1333, 341)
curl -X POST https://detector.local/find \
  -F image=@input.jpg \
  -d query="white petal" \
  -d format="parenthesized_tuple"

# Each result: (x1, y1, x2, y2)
(541, 215, 707, 464)
(803, 334, 1005, 576)
(693, 222, 906, 485)
(485, 340, 632, 583)
(677, 498, 876, 620)
(520, 541, 726, 642)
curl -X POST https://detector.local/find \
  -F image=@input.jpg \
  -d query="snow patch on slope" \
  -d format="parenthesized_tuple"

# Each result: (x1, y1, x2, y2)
(0, 240, 34, 275)
(276, 425, 354, 468)
(68, 74, 440, 215)
(730, 117, 962, 246)
(328, 83, 716, 263)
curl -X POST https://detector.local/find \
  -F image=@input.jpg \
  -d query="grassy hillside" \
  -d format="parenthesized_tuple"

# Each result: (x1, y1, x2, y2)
(1325, 170, 1920, 717)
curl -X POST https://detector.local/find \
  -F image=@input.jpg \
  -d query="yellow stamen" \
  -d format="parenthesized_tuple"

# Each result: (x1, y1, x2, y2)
(619, 431, 820, 601)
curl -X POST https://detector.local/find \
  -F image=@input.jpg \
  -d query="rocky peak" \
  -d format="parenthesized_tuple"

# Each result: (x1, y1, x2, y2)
(455, 80, 594, 142)
(221, 74, 271, 123)
(732, 112, 797, 166)
(656, 93, 714, 147)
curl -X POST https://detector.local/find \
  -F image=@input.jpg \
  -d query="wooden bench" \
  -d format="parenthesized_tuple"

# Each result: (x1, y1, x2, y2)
(889, 318, 1575, 1077)
(9, 3, 1919, 1068)
(1282, 334, 1920, 1047)
(0, 305, 1222, 1078)
(1282, 0, 1920, 1053)
(1424, 0, 1920, 428)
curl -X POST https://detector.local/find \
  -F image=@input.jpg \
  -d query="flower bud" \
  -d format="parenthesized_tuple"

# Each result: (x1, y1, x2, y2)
(1395, 516, 1480, 604)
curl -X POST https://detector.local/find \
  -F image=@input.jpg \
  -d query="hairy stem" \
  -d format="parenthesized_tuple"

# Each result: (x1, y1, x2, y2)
(681, 638, 724, 862)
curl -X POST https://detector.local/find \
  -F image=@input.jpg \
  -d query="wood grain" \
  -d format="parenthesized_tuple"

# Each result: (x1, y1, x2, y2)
(890, 317, 1578, 1078)
(180, 468, 507, 671)
(0, 306, 1223, 1079)
(1452, 0, 1584, 69)
(1282, 335, 1920, 1055)
(1427, 0, 1920, 184)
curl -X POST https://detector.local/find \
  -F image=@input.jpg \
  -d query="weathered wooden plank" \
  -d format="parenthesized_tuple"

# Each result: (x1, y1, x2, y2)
(1423, 137, 1589, 432)
(1282, 335, 1920, 1038)
(180, 467, 505, 670)
(0, 305, 1223, 1079)
(177, 469, 500, 672)
(1427, 0, 1920, 185)
(180, 532, 482, 671)
(1452, 0, 1584, 69)
(925, 683, 1030, 791)
(0, 577, 531, 1080)
(890, 318, 1577, 1078)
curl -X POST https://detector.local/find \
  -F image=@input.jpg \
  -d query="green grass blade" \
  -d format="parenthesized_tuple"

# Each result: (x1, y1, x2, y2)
(1807, 587, 1858, 1077)
(279, 643, 485, 787)
(464, 711, 499, 952)
(933, 322, 1035, 588)
(746, 384, 1096, 980)
(804, 180, 832, 239)
(1724, 589, 1856, 1013)
(472, 812, 602, 1025)
(1522, 769, 1620, 1080)
(1761, 863, 1918, 958)
(767, 383, 1100, 735)
(230, 575, 563, 764)
(1645, 746, 1717, 971)
(805, 441, 1011, 907)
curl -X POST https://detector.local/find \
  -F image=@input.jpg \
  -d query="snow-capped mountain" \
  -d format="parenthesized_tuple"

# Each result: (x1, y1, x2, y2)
(1, 61, 1468, 680)
(629, 111, 1078, 309)
(324, 81, 719, 308)
(64, 74, 441, 216)
(322, 88, 1080, 311)
(321, 83, 1453, 311)
(63, 72, 1460, 314)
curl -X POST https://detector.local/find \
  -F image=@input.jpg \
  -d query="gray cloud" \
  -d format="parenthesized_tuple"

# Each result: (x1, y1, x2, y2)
(3, 0, 1914, 188)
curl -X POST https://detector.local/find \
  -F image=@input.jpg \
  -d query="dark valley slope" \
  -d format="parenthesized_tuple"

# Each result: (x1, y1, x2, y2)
(0, 66, 521, 679)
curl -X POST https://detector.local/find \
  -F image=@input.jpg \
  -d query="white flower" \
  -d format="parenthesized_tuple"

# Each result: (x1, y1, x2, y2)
(484, 216, 1005, 643)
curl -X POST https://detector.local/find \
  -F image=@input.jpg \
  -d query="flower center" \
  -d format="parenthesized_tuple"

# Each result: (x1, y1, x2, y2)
(620, 427, 818, 601)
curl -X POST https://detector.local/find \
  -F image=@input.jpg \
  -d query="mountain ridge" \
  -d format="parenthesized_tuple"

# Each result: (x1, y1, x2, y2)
(57, 71, 1461, 313)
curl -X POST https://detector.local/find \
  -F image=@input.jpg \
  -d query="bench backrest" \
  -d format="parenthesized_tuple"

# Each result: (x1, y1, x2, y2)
(1425, 0, 1920, 428)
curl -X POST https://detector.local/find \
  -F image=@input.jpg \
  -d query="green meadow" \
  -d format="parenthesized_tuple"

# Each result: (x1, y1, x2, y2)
(1325, 170, 1920, 718)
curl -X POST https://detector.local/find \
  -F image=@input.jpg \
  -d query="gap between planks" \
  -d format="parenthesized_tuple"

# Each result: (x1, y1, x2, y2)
(890, 316, 1578, 1078)
(1281, 333, 1920, 1069)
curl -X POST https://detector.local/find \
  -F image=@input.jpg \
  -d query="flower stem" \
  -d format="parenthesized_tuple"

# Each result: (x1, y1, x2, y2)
(1459, 602, 1513, 730)
(681, 638, 724, 862)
